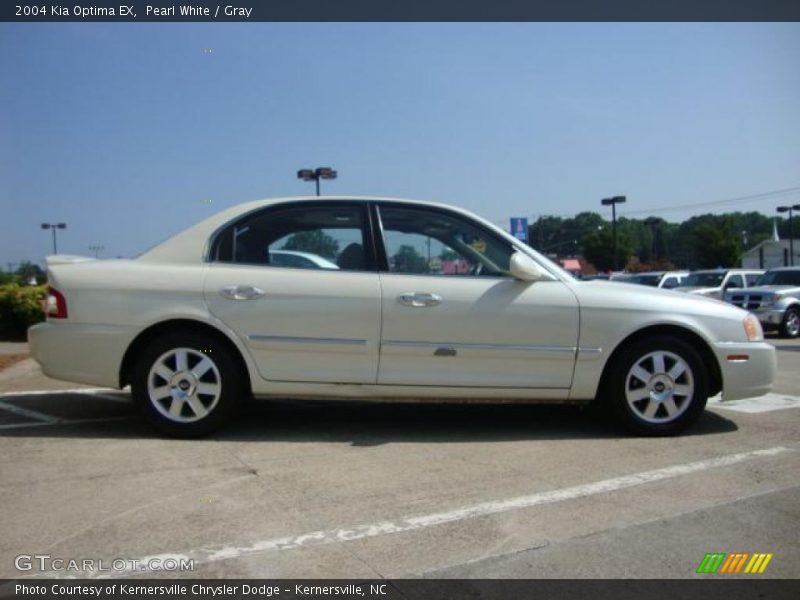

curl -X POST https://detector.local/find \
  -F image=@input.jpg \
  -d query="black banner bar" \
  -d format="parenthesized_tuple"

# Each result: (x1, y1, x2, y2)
(2, 580, 800, 600)
(3, 0, 800, 22)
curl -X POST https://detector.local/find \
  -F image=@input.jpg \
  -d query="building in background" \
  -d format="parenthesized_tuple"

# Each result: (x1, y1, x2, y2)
(741, 240, 800, 269)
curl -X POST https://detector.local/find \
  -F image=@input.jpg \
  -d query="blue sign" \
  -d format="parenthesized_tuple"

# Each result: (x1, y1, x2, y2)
(510, 217, 528, 242)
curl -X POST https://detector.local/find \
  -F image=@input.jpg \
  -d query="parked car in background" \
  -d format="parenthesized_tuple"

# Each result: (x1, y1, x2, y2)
(611, 271, 689, 290)
(268, 250, 339, 270)
(29, 196, 776, 438)
(675, 269, 764, 300)
(581, 274, 610, 281)
(724, 267, 800, 338)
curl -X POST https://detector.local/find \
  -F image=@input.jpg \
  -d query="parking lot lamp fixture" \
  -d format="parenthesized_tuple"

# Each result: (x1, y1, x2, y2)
(777, 204, 800, 266)
(41, 223, 66, 254)
(601, 196, 626, 270)
(297, 167, 338, 196)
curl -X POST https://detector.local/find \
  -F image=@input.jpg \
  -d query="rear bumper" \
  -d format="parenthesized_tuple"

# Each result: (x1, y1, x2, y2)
(28, 321, 136, 388)
(713, 341, 776, 402)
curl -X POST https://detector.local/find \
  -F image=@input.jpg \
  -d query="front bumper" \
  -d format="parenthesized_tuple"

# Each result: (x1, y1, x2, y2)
(28, 321, 136, 388)
(712, 341, 776, 402)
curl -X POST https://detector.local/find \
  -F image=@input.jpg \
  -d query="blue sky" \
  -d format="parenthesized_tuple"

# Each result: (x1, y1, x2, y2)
(1, 23, 799, 265)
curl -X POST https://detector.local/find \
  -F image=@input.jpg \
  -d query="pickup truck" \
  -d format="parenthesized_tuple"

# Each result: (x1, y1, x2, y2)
(724, 267, 800, 338)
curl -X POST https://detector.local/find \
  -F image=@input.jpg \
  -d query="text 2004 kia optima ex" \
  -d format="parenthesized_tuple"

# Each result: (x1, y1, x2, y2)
(29, 197, 776, 437)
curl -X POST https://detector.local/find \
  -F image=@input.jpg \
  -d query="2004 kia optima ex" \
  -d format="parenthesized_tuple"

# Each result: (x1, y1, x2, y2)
(29, 197, 776, 437)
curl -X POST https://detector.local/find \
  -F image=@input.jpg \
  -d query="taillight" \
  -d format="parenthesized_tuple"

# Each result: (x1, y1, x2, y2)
(45, 287, 68, 319)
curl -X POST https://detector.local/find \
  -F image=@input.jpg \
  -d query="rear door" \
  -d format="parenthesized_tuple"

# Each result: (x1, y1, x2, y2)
(204, 201, 381, 384)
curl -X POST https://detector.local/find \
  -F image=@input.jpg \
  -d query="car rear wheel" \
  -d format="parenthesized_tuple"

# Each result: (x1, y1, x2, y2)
(132, 332, 243, 437)
(780, 307, 800, 339)
(605, 336, 708, 436)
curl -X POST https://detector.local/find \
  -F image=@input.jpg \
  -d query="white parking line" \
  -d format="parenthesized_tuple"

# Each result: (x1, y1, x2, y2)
(0, 399, 59, 424)
(67, 445, 791, 578)
(0, 389, 132, 430)
(708, 393, 800, 413)
(0, 387, 124, 398)
(0, 417, 129, 431)
(0, 387, 120, 398)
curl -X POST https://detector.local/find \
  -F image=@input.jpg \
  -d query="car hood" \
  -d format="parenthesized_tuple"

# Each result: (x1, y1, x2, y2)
(567, 280, 752, 343)
(572, 280, 735, 312)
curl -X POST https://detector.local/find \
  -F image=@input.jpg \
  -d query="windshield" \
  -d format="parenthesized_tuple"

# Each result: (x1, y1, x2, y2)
(682, 272, 725, 287)
(755, 270, 800, 286)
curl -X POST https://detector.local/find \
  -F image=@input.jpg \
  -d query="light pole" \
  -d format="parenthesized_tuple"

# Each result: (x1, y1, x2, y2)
(297, 167, 337, 196)
(777, 204, 800, 266)
(41, 223, 66, 254)
(601, 196, 626, 271)
(89, 245, 104, 258)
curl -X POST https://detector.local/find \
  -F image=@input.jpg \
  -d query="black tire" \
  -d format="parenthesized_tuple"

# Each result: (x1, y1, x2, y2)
(780, 307, 800, 339)
(131, 332, 244, 437)
(603, 336, 708, 436)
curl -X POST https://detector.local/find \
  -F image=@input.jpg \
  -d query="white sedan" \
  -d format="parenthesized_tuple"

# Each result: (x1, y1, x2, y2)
(29, 197, 776, 437)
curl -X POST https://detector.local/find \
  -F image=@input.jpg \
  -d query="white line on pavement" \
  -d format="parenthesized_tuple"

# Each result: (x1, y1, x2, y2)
(0, 417, 129, 431)
(75, 444, 792, 578)
(0, 387, 120, 398)
(0, 399, 59, 423)
(708, 393, 800, 413)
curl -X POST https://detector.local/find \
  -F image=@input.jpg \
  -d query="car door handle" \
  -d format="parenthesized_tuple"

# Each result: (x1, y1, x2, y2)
(219, 285, 265, 300)
(398, 292, 442, 307)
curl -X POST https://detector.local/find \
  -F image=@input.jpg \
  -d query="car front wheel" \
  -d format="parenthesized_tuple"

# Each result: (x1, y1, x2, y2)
(780, 307, 800, 339)
(132, 332, 243, 437)
(605, 336, 708, 436)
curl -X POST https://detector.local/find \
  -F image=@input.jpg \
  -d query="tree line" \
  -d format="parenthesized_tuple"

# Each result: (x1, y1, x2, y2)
(528, 211, 794, 272)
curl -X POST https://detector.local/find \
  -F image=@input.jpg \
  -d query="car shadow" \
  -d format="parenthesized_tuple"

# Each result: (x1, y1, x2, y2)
(0, 393, 738, 443)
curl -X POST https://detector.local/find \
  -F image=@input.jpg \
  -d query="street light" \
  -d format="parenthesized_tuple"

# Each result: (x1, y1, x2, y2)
(601, 196, 626, 270)
(41, 223, 66, 254)
(89, 245, 104, 258)
(297, 167, 337, 196)
(777, 204, 800, 266)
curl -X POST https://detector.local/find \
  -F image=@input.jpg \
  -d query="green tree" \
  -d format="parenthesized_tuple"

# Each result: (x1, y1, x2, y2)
(15, 261, 45, 285)
(281, 230, 339, 260)
(528, 216, 564, 251)
(439, 247, 458, 261)
(392, 244, 428, 274)
(582, 228, 633, 272)
(691, 217, 741, 268)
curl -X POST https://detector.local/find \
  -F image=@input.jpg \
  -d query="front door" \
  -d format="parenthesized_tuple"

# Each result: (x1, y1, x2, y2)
(375, 203, 580, 388)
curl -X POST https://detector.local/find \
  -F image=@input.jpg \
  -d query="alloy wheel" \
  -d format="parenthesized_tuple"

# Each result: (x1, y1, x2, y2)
(624, 350, 694, 424)
(785, 310, 800, 338)
(146, 347, 222, 423)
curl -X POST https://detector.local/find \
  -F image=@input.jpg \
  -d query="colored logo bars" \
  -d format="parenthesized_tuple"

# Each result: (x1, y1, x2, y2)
(696, 552, 773, 574)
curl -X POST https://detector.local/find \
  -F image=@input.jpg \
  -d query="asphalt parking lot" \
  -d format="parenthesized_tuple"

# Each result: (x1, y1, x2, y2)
(0, 337, 798, 580)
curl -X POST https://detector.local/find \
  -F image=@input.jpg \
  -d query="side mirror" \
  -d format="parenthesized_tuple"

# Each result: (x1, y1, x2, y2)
(509, 252, 545, 282)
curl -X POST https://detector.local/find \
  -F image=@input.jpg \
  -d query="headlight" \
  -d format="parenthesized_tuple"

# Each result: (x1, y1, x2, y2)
(743, 314, 763, 342)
